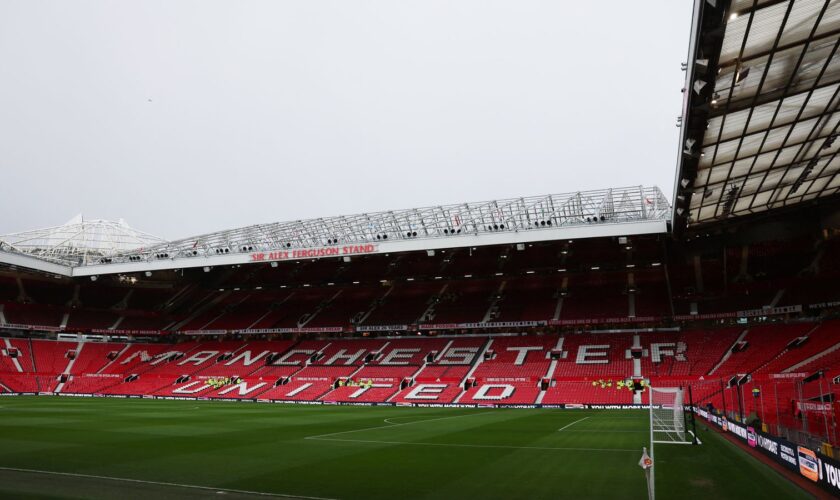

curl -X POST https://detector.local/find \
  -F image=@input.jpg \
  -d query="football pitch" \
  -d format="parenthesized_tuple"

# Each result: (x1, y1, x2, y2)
(0, 397, 809, 499)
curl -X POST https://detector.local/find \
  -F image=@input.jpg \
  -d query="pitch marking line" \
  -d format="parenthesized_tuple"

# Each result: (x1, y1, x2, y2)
(0, 466, 337, 500)
(305, 437, 639, 453)
(564, 429, 648, 433)
(306, 411, 494, 440)
(382, 413, 484, 425)
(557, 416, 589, 432)
(307, 413, 638, 452)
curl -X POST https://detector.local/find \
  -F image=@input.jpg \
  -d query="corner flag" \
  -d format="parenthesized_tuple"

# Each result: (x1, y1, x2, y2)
(639, 447, 653, 500)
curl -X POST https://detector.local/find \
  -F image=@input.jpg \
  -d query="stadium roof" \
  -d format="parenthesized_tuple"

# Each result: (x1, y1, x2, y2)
(0, 186, 670, 277)
(674, 0, 840, 232)
(0, 215, 163, 268)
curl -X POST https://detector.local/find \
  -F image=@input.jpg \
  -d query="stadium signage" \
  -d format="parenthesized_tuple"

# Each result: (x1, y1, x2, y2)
(737, 305, 802, 318)
(796, 401, 833, 413)
(3, 393, 685, 413)
(181, 329, 227, 336)
(249, 244, 379, 263)
(769, 373, 808, 379)
(250, 326, 344, 334)
(91, 328, 166, 336)
(808, 300, 840, 310)
(420, 321, 545, 330)
(549, 317, 659, 326)
(176, 327, 345, 336)
(357, 325, 410, 332)
(1, 323, 62, 332)
(673, 305, 802, 321)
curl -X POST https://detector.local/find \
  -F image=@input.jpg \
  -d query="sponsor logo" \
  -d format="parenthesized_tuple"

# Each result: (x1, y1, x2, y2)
(779, 444, 797, 467)
(798, 446, 820, 482)
(822, 460, 840, 492)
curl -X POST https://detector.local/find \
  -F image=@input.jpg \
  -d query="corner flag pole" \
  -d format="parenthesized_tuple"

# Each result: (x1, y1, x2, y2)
(639, 447, 654, 500)
(648, 384, 655, 500)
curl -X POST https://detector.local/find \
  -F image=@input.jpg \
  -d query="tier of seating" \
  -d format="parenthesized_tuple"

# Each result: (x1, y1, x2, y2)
(2, 232, 835, 334)
(541, 381, 635, 405)
(3, 323, 839, 415)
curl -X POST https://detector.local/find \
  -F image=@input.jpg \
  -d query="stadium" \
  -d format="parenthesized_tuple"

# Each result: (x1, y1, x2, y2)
(3, 0, 840, 498)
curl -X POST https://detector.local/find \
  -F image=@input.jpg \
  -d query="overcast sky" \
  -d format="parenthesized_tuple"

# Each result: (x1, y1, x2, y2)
(0, 1, 692, 240)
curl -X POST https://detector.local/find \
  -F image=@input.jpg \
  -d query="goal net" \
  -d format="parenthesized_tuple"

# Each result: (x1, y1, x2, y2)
(649, 386, 689, 444)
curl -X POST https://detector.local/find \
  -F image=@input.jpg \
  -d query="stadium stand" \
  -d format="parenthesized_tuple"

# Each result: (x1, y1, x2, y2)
(3, 309, 840, 449)
(1, 186, 840, 453)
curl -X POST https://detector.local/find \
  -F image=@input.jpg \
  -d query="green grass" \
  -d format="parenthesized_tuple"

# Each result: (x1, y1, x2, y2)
(0, 396, 809, 499)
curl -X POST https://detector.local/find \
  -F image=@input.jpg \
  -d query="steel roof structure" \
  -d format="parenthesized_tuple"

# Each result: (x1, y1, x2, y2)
(0, 215, 163, 268)
(0, 186, 670, 277)
(674, 0, 840, 232)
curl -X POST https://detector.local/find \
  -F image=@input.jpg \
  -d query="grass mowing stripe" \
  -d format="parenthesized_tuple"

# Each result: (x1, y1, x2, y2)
(0, 397, 811, 499)
(306, 410, 495, 439)
(0, 466, 338, 500)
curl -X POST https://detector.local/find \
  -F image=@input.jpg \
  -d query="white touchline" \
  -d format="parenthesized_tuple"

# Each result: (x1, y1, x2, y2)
(0, 466, 338, 500)
(557, 416, 590, 432)
(306, 411, 495, 440)
(305, 437, 639, 453)
(566, 429, 647, 433)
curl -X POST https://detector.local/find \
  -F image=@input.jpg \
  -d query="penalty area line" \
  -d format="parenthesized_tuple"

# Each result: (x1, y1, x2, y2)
(382, 413, 490, 426)
(557, 416, 589, 432)
(305, 436, 639, 452)
(0, 466, 337, 500)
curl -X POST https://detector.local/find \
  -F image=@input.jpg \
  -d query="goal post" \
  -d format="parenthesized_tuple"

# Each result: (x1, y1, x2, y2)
(646, 385, 697, 500)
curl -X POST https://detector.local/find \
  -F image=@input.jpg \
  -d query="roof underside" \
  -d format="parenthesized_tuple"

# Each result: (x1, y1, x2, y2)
(677, 0, 840, 229)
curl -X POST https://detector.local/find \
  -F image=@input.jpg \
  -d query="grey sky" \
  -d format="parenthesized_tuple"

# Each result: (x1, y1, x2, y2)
(0, 1, 692, 240)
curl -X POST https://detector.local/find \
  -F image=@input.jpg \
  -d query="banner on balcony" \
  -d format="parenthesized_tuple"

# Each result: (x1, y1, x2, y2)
(1, 323, 62, 332)
(796, 401, 833, 413)
(356, 325, 410, 332)
(91, 329, 167, 336)
(674, 305, 803, 321)
(419, 320, 546, 330)
(549, 317, 660, 326)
